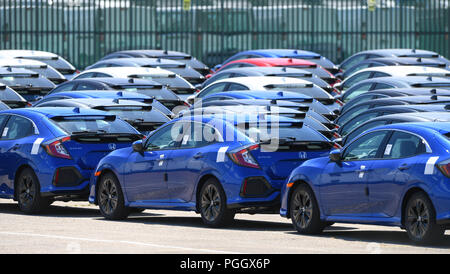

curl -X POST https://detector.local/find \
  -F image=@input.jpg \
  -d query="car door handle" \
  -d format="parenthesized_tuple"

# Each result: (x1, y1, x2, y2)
(193, 152, 203, 159)
(398, 164, 410, 171)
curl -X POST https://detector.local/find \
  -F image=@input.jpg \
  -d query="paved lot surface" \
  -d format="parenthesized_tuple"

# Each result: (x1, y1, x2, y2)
(1, 199, 450, 254)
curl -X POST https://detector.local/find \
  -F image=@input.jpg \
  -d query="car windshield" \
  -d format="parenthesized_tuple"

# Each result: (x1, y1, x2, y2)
(51, 116, 138, 135)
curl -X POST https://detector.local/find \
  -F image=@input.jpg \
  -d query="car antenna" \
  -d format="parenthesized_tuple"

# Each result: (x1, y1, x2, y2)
(430, 88, 437, 94)
(116, 91, 123, 96)
(427, 76, 433, 81)
(128, 78, 134, 83)
(6, 66, 12, 72)
(412, 48, 416, 53)
(417, 57, 422, 62)
(431, 95, 438, 100)
(73, 107, 80, 113)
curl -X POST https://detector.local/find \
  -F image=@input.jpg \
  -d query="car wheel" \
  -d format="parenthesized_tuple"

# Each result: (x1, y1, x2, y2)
(17, 168, 50, 214)
(98, 173, 130, 220)
(290, 184, 324, 234)
(199, 178, 235, 227)
(405, 192, 444, 244)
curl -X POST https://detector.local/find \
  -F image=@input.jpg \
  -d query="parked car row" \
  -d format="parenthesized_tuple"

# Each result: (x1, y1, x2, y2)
(0, 47, 450, 245)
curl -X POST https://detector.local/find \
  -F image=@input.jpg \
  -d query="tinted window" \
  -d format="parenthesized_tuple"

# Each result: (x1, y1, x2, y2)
(52, 82, 76, 92)
(227, 83, 249, 91)
(0, 114, 9, 130)
(76, 83, 97, 90)
(75, 72, 96, 79)
(383, 131, 426, 159)
(340, 112, 379, 136)
(373, 83, 394, 90)
(344, 120, 390, 145)
(51, 116, 138, 134)
(341, 54, 368, 71)
(145, 122, 186, 150)
(343, 71, 372, 90)
(198, 83, 228, 98)
(372, 72, 390, 78)
(180, 122, 221, 148)
(338, 104, 371, 126)
(343, 83, 373, 102)
(2, 115, 34, 140)
(342, 130, 389, 161)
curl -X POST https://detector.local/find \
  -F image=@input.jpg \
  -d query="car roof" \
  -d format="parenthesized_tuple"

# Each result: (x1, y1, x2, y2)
(39, 98, 150, 107)
(351, 76, 450, 86)
(370, 122, 450, 136)
(367, 104, 450, 113)
(215, 66, 315, 76)
(46, 90, 151, 99)
(368, 57, 448, 66)
(76, 67, 175, 78)
(210, 76, 317, 87)
(205, 90, 312, 100)
(1, 107, 111, 118)
(358, 48, 441, 57)
(346, 65, 450, 79)
(0, 67, 39, 75)
(370, 111, 450, 122)
(0, 50, 60, 58)
(228, 57, 318, 66)
(75, 77, 163, 86)
(237, 49, 321, 58)
(0, 58, 51, 67)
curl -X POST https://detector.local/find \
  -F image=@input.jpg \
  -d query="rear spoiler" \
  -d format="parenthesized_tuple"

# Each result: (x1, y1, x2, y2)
(240, 121, 304, 129)
(51, 114, 117, 121)
(264, 83, 314, 89)
(93, 104, 153, 111)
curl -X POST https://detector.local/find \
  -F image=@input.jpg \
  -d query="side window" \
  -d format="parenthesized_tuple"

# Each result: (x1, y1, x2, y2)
(343, 83, 373, 102)
(382, 131, 426, 159)
(76, 83, 97, 90)
(341, 54, 368, 71)
(210, 73, 234, 83)
(75, 72, 96, 79)
(342, 71, 372, 91)
(373, 83, 394, 90)
(371, 72, 390, 78)
(226, 83, 249, 91)
(338, 104, 371, 126)
(198, 83, 229, 98)
(180, 122, 222, 148)
(52, 82, 76, 92)
(145, 122, 187, 151)
(93, 72, 111, 78)
(344, 120, 389, 146)
(0, 115, 9, 134)
(340, 112, 379, 136)
(342, 130, 389, 161)
(37, 96, 68, 105)
(2, 116, 35, 140)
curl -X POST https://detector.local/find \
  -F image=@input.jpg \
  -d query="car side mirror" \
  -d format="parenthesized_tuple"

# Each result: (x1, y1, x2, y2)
(329, 149, 342, 162)
(132, 140, 144, 153)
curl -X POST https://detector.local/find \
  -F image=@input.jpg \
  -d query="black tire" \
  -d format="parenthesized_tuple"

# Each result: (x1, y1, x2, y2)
(97, 172, 130, 220)
(404, 192, 445, 245)
(130, 208, 146, 213)
(199, 178, 235, 227)
(16, 168, 51, 214)
(290, 184, 325, 234)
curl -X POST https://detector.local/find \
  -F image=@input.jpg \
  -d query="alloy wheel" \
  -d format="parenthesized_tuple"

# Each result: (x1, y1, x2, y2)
(99, 178, 118, 215)
(292, 190, 313, 229)
(201, 184, 221, 222)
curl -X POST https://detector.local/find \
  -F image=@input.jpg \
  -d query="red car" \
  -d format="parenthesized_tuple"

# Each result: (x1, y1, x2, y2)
(209, 58, 340, 86)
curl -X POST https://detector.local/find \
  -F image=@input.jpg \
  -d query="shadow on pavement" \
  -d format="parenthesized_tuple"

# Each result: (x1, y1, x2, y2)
(286, 227, 450, 249)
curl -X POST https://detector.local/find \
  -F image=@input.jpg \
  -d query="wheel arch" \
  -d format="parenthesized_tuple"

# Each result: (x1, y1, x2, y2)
(13, 164, 34, 201)
(94, 168, 122, 205)
(195, 173, 222, 213)
(400, 186, 429, 227)
(286, 180, 318, 219)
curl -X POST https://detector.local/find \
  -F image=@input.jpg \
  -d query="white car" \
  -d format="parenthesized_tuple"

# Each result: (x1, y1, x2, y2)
(74, 67, 196, 101)
(190, 76, 342, 112)
(338, 65, 450, 92)
(0, 58, 66, 84)
(0, 50, 78, 80)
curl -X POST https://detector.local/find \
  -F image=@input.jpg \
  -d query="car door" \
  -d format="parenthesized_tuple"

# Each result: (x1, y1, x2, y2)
(123, 122, 183, 203)
(0, 115, 37, 196)
(0, 114, 11, 195)
(367, 130, 427, 217)
(165, 122, 222, 202)
(318, 130, 390, 217)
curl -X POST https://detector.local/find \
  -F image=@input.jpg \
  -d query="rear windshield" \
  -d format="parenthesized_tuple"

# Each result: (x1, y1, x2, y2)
(238, 123, 327, 143)
(119, 86, 179, 100)
(138, 75, 191, 88)
(95, 106, 168, 123)
(51, 116, 138, 135)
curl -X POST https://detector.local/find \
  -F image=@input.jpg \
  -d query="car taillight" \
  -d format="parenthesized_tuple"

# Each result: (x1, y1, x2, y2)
(333, 132, 341, 139)
(333, 142, 342, 149)
(75, 69, 80, 74)
(333, 88, 341, 95)
(44, 136, 71, 159)
(437, 159, 450, 178)
(228, 144, 260, 169)
(183, 101, 191, 106)
(335, 99, 344, 106)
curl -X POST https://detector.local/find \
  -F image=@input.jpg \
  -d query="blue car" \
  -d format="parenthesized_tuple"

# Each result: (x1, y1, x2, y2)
(0, 107, 143, 213)
(281, 122, 450, 244)
(89, 114, 335, 227)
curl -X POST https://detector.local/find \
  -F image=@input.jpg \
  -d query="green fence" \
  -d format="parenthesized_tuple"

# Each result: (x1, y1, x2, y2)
(1, 0, 448, 69)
